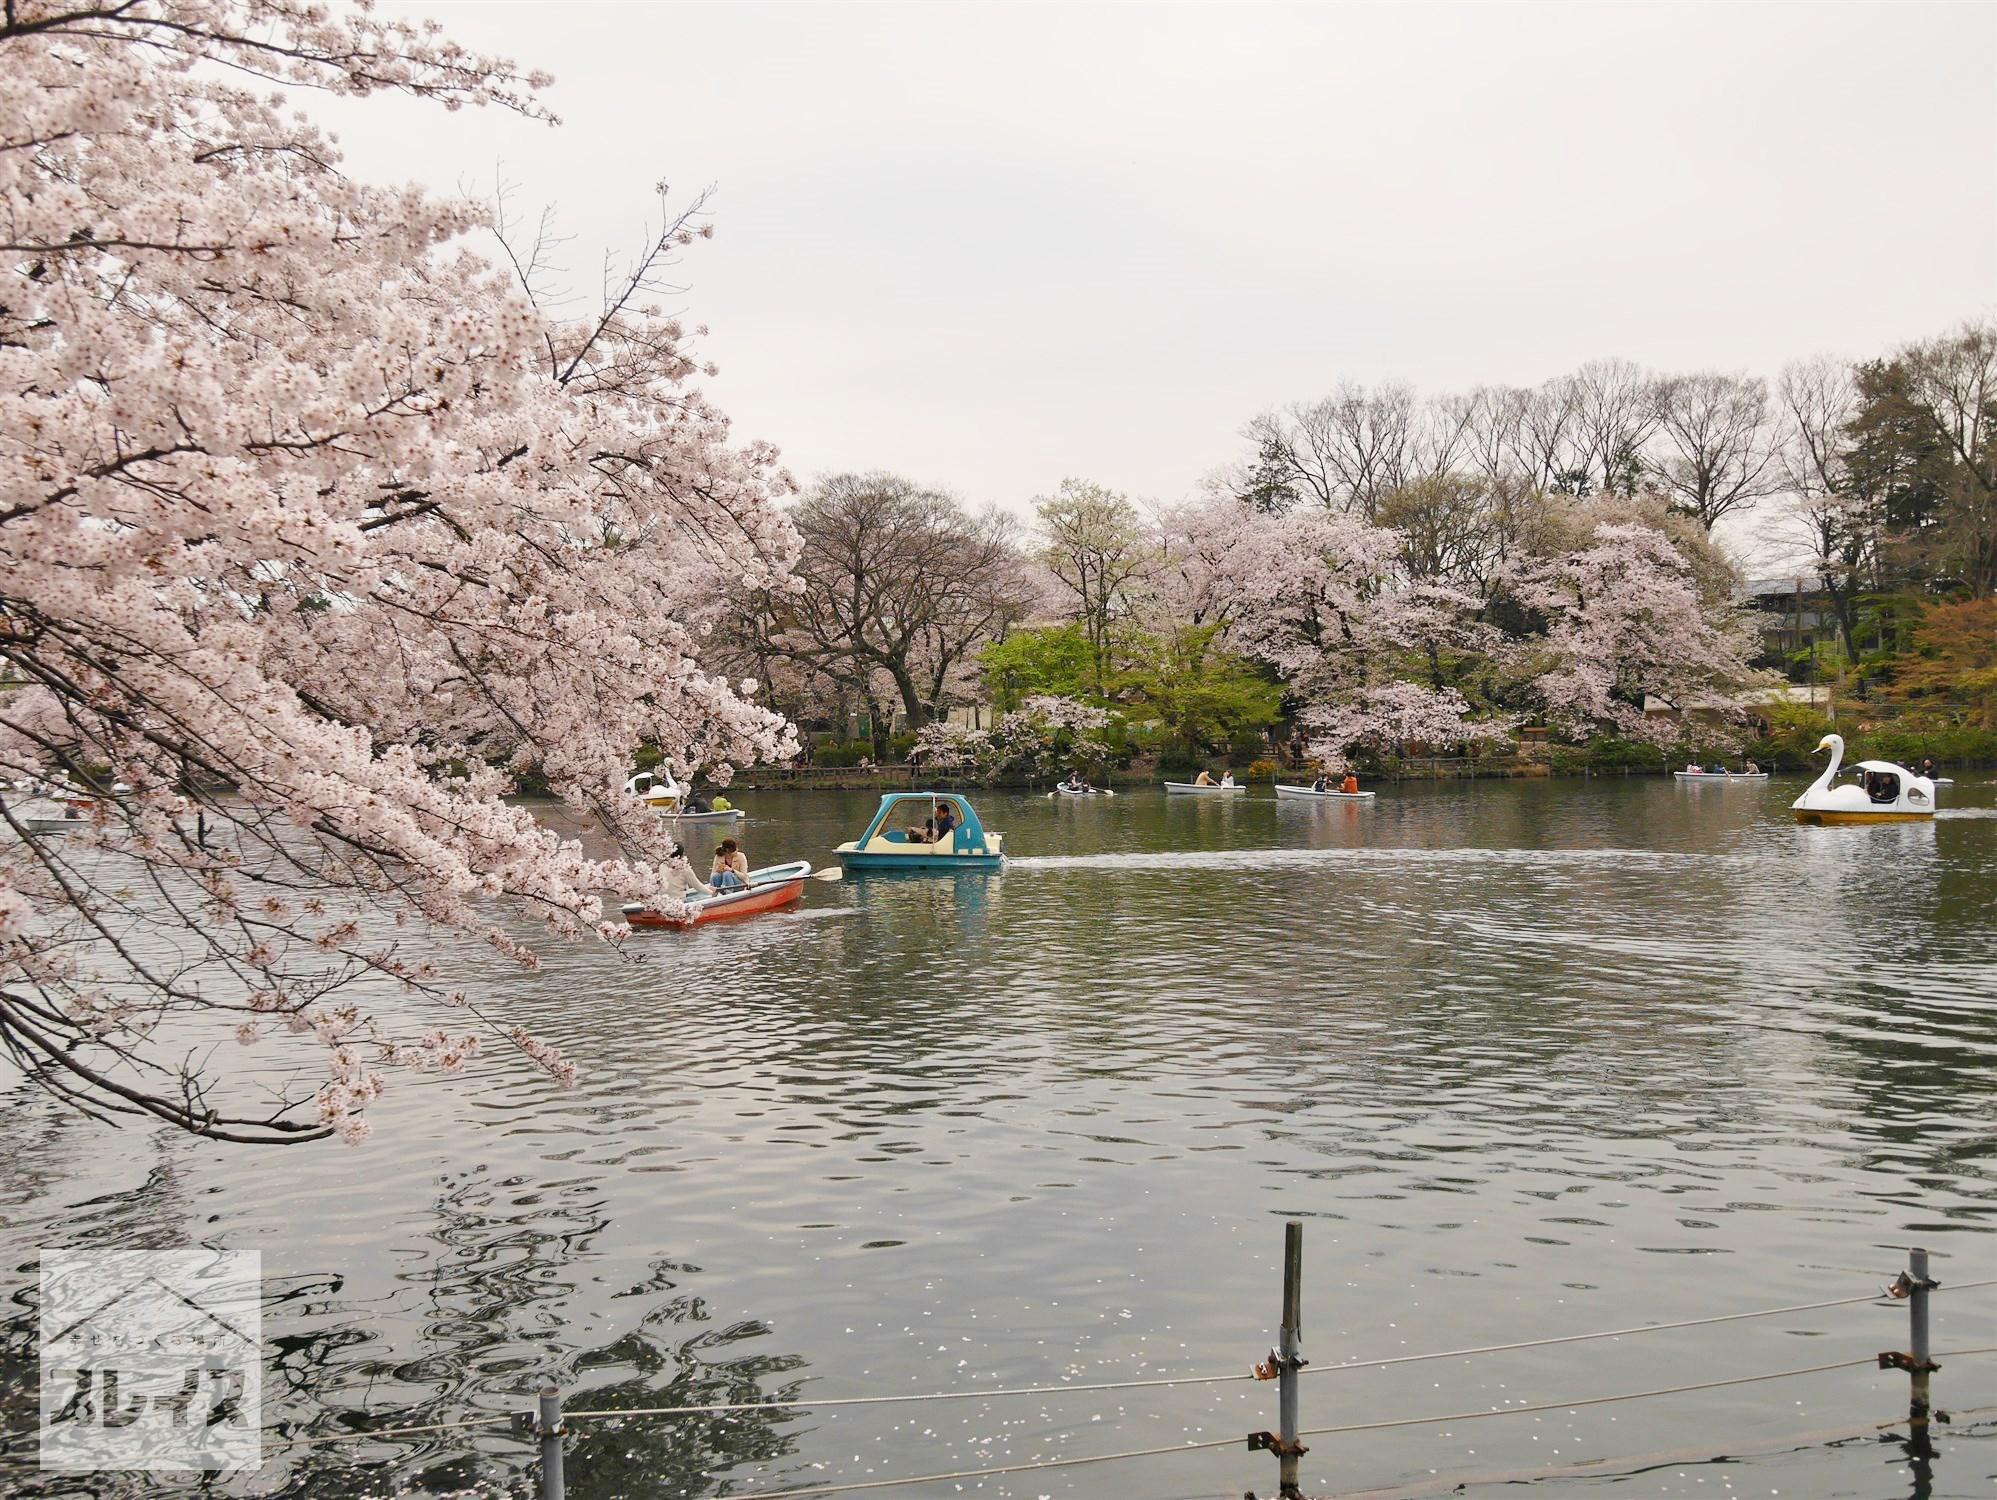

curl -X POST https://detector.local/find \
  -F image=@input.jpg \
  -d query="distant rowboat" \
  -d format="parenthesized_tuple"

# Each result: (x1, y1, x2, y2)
(1672, 771, 1769, 782)
(1163, 781, 1244, 796)
(1273, 783, 1375, 802)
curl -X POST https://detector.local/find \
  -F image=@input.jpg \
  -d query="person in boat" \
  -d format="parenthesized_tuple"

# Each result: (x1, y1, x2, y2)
(933, 800, 960, 843)
(1743, 758, 1759, 775)
(1919, 757, 1938, 780)
(1310, 773, 1329, 793)
(1708, 762, 1726, 775)
(658, 843, 713, 903)
(1063, 773, 1088, 792)
(1193, 770, 1214, 787)
(710, 792, 732, 812)
(711, 837, 749, 890)
(1218, 771, 1236, 788)
(1340, 772, 1360, 795)
(684, 791, 711, 814)
(1684, 761, 1701, 774)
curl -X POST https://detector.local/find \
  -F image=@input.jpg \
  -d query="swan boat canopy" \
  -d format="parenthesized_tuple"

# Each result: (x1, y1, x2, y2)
(1791, 734, 1935, 825)
(834, 792, 1004, 870)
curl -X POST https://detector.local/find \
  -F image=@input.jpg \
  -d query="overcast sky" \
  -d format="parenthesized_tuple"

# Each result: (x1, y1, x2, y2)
(327, 1, 1996, 542)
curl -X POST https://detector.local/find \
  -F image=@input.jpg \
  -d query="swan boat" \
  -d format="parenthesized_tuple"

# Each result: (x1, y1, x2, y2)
(624, 770, 745, 823)
(1673, 770, 1769, 782)
(1163, 781, 1245, 795)
(1791, 734, 1935, 825)
(835, 792, 1004, 871)
(1273, 783, 1375, 801)
(621, 861, 812, 929)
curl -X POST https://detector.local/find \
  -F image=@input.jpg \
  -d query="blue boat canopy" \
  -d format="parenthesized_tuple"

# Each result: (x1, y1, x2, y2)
(855, 792, 996, 855)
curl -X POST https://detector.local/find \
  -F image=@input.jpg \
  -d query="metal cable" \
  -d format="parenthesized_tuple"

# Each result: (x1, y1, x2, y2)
(1302, 1278, 1997, 1379)
(1299, 1343, 1997, 1440)
(265, 1279, 1997, 1448)
(544, 1276, 1997, 1425)
(725, 1345, 1997, 1500)
(290, 1416, 511, 1448)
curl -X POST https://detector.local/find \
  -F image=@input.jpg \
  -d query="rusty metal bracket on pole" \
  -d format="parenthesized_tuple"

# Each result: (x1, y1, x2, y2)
(1247, 1221, 1310, 1500)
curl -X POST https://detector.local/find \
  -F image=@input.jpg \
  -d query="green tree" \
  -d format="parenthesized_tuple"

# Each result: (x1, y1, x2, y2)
(976, 624, 1094, 713)
(1114, 625, 1282, 753)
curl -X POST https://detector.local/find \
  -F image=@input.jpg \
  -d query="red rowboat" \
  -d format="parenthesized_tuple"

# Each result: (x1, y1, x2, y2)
(621, 861, 811, 930)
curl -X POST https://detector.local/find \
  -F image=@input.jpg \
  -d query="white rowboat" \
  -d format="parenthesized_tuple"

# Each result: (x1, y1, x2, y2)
(1673, 771, 1769, 782)
(1273, 783, 1375, 801)
(1163, 781, 1245, 795)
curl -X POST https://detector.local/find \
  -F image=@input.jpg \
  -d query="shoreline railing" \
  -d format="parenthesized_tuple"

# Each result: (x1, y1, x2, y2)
(248, 1230, 1997, 1500)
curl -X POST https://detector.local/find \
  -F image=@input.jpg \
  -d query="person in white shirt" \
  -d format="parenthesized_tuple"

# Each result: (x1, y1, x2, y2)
(658, 843, 712, 901)
(1219, 771, 1235, 787)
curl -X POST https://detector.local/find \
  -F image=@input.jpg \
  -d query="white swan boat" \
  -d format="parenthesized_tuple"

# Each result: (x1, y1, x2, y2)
(1791, 734, 1935, 825)
(1673, 770, 1769, 782)
(1274, 783, 1375, 801)
(624, 770, 744, 822)
(1164, 780, 1244, 796)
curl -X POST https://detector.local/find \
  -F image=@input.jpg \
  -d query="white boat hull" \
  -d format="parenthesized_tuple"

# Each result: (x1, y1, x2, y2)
(1163, 782, 1245, 795)
(662, 808, 745, 823)
(1273, 784, 1375, 801)
(1673, 772, 1768, 782)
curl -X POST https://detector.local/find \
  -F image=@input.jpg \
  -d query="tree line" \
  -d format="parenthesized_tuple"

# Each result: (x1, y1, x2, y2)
(723, 318, 1995, 767)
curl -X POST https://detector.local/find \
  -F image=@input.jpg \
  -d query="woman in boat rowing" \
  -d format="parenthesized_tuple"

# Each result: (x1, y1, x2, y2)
(1310, 772, 1329, 793)
(1193, 769, 1215, 787)
(711, 837, 749, 890)
(1744, 758, 1759, 775)
(1063, 772, 1090, 793)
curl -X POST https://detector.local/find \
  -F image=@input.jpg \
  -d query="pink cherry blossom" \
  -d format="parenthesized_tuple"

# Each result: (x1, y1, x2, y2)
(0, 1, 797, 1144)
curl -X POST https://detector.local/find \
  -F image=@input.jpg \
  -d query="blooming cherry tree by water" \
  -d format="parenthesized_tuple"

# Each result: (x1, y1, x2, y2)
(0, 2, 798, 1142)
(1504, 524, 1764, 744)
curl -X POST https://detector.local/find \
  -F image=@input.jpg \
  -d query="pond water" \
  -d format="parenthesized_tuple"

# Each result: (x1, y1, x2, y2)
(3, 777, 1995, 1499)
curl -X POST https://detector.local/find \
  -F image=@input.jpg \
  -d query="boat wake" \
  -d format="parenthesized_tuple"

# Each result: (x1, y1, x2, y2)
(1007, 845, 1708, 873)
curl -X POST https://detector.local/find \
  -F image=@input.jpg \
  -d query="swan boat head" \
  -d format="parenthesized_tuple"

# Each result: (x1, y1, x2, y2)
(1792, 733, 1935, 824)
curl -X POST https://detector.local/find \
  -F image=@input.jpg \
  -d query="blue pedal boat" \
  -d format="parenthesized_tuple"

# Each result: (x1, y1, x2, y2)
(834, 792, 1006, 871)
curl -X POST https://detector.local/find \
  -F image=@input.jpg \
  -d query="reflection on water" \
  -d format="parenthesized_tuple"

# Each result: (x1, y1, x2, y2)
(2, 779, 1994, 1498)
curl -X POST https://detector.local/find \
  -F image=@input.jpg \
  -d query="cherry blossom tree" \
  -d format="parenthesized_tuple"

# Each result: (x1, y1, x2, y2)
(0, 1, 799, 1143)
(1502, 524, 1763, 744)
(1180, 500, 1509, 764)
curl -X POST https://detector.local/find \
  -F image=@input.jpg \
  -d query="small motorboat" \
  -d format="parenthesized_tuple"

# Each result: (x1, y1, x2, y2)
(1164, 780, 1245, 796)
(1673, 770, 1769, 782)
(835, 792, 1004, 871)
(1791, 734, 1935, 825)
(623, 770, 744, 822)
(1273, 783, 1375, 801)
(621, 861, 812, 929)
